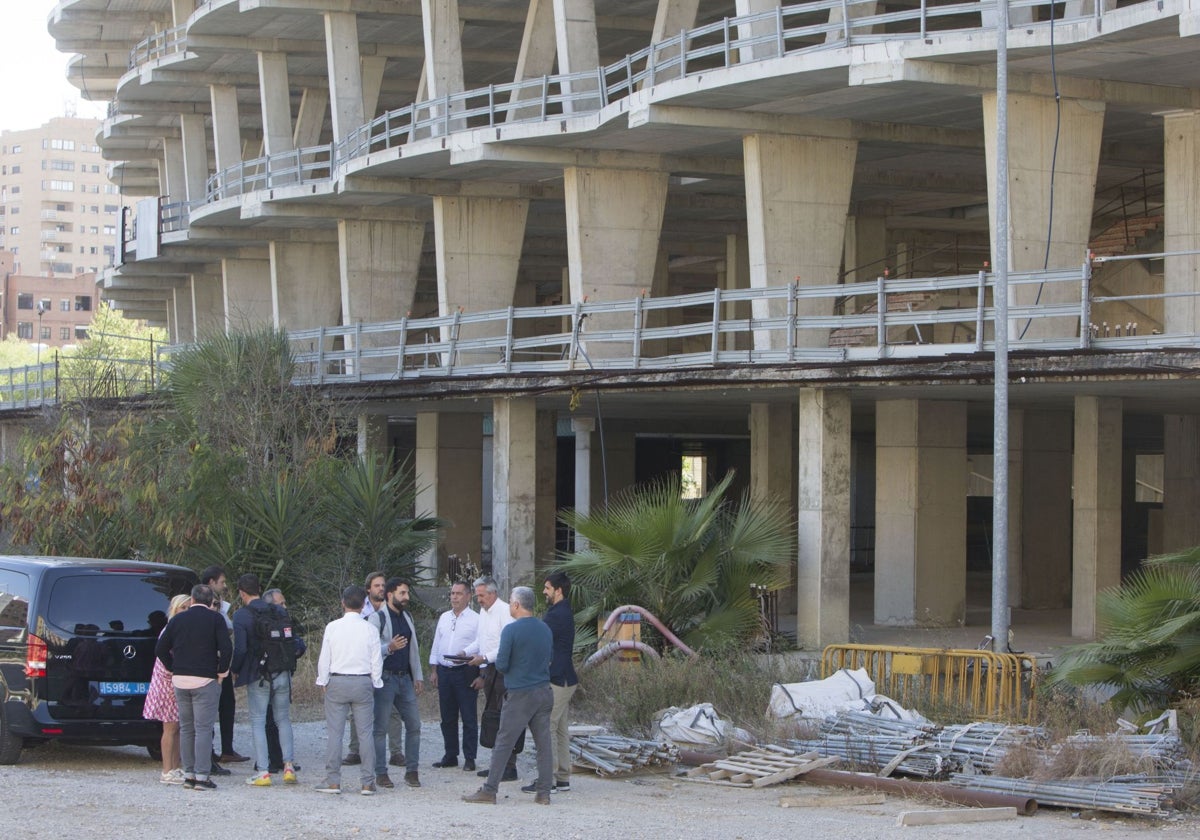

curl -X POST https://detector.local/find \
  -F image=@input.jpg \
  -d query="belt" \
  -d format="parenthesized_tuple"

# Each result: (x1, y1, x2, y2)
(330, 672, 370, 677)
(439, 662, 466, 669)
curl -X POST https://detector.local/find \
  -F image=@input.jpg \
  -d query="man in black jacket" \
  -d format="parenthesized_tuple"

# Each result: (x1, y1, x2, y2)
(155, 583, 233, 791)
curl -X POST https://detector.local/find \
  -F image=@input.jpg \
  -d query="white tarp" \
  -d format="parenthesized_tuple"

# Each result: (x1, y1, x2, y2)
(654, 703, 729, 748)
(767, 668, 923, 721)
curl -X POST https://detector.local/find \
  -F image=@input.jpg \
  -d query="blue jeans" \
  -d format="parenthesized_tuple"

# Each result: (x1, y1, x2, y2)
(247, 671, 293, 772)
(437, 665, 478, 761)
(374, 671, 420, 775)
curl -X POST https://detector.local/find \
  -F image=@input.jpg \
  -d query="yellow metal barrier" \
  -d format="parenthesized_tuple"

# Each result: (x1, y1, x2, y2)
(820, 644, 1038, 722)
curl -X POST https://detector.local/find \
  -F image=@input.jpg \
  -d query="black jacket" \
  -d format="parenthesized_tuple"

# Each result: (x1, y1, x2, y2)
(155, 604, 233, 679)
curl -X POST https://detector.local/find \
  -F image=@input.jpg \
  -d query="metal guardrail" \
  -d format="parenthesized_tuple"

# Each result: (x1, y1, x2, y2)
(273, 258, 1197, 385)
(127, 24, 187, 70)
(199, 0, 1139, 206)
(821, 643, 1039, 722)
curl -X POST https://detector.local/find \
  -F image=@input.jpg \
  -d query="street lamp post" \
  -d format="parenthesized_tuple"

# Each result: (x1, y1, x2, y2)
(35, 300, 47, 398)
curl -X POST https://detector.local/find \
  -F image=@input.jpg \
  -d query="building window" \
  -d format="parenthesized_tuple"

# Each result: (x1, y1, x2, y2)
(49, 159, 75, 172)
(11, 164, 20, 174)
(75, 325, 89, 340)
(47, 139, 75, 151)
(8, 226, 18, 235)
(60, 327, 70, 341)
(103, 225, 116, 235)
(60, 299, 70, 312)
(12, 144, 22, 153)
(17, 293, 33, 310)
(42, 180, 73, 191)
(39, 326, 51, 341)
(39, 298, 51, 311)
(103, 204, 118, 213)
(51, 262, 72, 274)
(10, 186, 18, 194)
(17, 322, 32, 339)
(74, 295, 93, 312)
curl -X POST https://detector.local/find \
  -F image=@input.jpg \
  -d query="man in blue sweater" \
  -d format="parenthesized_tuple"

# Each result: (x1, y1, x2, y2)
(522, 571, 578, 794)
(462, 586, 554, 805)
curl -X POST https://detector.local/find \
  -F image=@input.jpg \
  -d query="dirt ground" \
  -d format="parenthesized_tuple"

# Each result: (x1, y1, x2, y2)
(0, 717, 1194, 840)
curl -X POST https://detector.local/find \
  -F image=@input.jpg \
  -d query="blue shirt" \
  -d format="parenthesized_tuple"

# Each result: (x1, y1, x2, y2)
(495, 616, 552, 692)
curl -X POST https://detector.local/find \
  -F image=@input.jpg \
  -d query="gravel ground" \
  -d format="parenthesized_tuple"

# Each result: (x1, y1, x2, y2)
(1, 718, 1195, 839)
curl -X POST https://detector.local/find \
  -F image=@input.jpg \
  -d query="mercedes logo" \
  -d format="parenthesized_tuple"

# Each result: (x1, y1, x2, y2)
(122, 645, 137, 660)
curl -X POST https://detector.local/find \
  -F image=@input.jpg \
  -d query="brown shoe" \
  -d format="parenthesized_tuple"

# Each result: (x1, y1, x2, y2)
(220, 751, 250, 763)
(462, 788, 496, 804)
(534, 791, 551, 805)
(375, 774, 394, 789)
(404, 771, 421, 788)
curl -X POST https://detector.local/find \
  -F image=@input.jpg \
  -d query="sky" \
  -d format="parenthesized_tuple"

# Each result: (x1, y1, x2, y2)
(1, 3, 108, 133)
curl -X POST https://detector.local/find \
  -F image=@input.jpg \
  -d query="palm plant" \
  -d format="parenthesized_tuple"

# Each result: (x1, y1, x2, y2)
(1049, 548, 1200, 712)
(554, 470, 794, 652)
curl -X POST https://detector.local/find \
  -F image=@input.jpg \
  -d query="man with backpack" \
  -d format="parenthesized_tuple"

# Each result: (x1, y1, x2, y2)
(232, 573, 298, 787)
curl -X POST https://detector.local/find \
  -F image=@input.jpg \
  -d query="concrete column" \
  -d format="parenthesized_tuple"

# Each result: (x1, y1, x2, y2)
(535, 410, 558, 572)
(743, 132, 857, 349)
(875, 400, 967, 627)
(827, 1, 879, 42)
(269, 240, 341, 331)
(563, 166, 668, 358)
(750, 400, 794, 611)
(1162, 415, 1200, 552)
(257, 52, 294, 157)
(552, 0, 601, 111)
(173, 283, 196, 344)
(293, 88, 330, 148)
(324, 12, 364, 143)
(339, 219, 425, 374)
(1021, 410, 1073, 609)
(170, 0, 191, 26)
(433, 196, 530, 363)
(179, 113, 208, 204)
(648, 0, 701, 83)
(734, 0, 782, 61)
(221, 257, 273, 331)
(1164, 110, 1200, 336)
(796, 389, 851, 649)
(356, 414, 389, 462)
(209, 85, 242, 173)
(508, 0, 557, 120)
(722, 232, 751, 352)
(421, 0, 465, 133)
(493, 397, 540, 592)
(361, 56, 388, 119)
(843, 214, 888, 287)
(1072, 396, 1123, 638)
(571, 416, 595, 550)
(416, 412, 483, 581)
(160, 137, 186, 202)
(191, 273, 225, 338)
(983, 93, 1105, 340)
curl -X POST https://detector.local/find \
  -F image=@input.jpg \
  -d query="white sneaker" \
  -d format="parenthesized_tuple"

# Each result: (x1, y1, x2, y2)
(160, 768, 185, 785)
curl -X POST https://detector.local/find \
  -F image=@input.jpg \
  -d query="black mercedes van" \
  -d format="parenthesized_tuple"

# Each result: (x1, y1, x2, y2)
(0, 556, 197, 764)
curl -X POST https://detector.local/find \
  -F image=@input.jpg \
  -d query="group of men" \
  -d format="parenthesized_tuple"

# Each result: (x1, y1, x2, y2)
(153, 564, 580, 804)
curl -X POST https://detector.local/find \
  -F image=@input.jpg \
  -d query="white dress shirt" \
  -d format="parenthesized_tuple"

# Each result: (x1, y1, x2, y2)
(315, 611, 383, 688)
(428, 607, 480, 668)
(463, 598, 512, 666)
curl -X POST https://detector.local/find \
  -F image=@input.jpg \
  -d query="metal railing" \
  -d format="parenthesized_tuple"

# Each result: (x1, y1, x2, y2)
(127, 24, 187, 70)
(200, 0, 1142, 207)
(268, 256, 1196, 385)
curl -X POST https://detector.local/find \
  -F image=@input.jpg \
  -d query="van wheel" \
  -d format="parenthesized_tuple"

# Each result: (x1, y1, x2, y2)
(0, 705, 24, 765)
(146, 743, 162, 761)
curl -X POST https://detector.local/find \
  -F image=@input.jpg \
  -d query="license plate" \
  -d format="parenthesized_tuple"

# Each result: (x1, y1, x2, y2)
(98, 682, 149, 696)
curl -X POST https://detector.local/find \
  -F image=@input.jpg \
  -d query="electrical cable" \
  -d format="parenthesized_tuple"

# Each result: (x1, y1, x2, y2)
(571, 314, 610, 509)
(1017, 1, 1063, 340)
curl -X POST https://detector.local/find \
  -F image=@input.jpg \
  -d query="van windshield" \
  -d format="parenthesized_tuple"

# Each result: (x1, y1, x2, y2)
(46, 573, 193, 637)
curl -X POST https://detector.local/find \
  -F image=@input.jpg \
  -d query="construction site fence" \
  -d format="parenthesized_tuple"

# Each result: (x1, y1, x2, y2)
(820, 644, 1039, 723)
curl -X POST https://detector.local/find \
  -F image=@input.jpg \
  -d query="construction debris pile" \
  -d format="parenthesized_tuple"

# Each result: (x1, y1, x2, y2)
(784, 709, 1192, 817)
(569, 731, 679, 776)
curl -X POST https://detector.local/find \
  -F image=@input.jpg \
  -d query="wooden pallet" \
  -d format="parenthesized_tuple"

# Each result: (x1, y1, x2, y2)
(685, 749, 839, 788)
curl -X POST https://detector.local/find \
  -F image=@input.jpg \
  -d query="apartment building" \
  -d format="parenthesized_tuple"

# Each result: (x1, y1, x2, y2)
(0, 117, 121, 279)
(0, 268, 97, 347)
(33, 1, 1200, 647)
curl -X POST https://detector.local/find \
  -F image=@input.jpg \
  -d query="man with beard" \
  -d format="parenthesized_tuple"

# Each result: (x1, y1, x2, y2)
(345, 571, 404, 768)
(368, 578, 424, 789)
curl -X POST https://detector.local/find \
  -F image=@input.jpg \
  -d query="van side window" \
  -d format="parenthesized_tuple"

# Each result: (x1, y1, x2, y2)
(0, 570, 31, 628)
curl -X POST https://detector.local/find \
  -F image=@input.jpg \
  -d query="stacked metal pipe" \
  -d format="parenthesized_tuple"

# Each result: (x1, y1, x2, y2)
(930, 722, 1047, 774)
(947, 773, 1179, 817)
(788, 711, 953, 778)
(570, 733, 679, 776)
(1062, 731, 1187, 766)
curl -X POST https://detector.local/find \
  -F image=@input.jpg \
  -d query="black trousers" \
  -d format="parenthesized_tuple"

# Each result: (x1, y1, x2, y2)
(218, 672, 235, 754)
(482, 667, 522, 769)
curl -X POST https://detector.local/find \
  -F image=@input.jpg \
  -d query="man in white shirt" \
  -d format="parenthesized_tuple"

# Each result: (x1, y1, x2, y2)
(464, 575, 520, 782)
(427, 580, 481, 771)
(315, 585, 383, 796)
(345, 571, 404, 768)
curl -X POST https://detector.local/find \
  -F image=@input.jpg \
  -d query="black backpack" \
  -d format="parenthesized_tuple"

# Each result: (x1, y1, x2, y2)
(251, 603, 297, 680)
